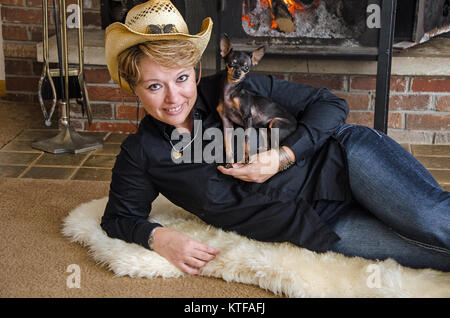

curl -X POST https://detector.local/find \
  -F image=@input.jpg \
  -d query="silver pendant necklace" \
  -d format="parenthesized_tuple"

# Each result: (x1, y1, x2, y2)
(169, 123, 201, 160)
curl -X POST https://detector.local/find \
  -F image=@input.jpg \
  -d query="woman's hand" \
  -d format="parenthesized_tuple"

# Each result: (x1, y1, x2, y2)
(217, 148, 281, 183)
(152, 227, 220, 275)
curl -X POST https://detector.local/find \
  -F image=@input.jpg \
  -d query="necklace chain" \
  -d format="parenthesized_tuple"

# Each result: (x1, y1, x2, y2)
(169, 122, 201, 155)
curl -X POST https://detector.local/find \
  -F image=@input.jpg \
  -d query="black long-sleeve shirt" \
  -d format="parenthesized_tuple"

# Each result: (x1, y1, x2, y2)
(101, 71, 351, 252)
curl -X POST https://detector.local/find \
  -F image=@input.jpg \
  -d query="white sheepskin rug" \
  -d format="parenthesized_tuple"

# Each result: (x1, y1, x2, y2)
(62, 195, 450, 298)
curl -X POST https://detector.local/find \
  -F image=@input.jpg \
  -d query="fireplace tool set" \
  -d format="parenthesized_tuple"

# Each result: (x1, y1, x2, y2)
(33, 0, 103, 154)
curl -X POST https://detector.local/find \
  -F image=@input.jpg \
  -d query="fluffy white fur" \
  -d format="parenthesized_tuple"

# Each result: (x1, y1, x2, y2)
(61, 195, 450, 298)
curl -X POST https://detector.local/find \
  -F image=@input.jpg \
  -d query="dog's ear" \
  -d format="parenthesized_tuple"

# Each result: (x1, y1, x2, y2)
(220, 33, 232, 58)
(251, 46, 265, 66)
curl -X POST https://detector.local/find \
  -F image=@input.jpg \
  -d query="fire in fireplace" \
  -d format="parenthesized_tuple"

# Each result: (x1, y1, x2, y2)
(242, 0, 367, 42)
(217, 0, 381, 57)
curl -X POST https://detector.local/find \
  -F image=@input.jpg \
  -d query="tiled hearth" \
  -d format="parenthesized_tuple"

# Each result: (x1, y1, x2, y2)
(0, 129, 449, 191)
(0, 129, 126, 181)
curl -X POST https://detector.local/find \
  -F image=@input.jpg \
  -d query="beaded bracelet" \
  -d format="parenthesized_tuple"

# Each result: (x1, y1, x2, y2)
(278, 147, 296, 171)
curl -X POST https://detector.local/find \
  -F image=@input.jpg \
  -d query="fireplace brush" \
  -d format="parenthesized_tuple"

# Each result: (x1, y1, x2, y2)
(33, 0, 102, 154)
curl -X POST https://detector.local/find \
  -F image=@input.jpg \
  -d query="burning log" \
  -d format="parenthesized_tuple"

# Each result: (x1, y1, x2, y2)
(243, 0, 319, 34)
(270, 0, 295, 33)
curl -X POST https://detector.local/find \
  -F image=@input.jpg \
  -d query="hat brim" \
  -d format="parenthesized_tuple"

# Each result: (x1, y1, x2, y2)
(105, 17, 213, 94)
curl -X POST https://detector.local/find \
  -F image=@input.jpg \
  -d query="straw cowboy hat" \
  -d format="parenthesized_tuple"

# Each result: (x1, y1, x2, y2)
(105, 0, 213, 94)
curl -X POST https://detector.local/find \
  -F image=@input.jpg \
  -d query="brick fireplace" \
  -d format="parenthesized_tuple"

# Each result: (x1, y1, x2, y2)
(1, 0, 450, 144)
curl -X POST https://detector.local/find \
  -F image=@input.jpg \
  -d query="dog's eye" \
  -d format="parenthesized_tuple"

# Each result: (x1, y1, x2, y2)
(243, 66, 249, 72)
(229, 61, 235, 67)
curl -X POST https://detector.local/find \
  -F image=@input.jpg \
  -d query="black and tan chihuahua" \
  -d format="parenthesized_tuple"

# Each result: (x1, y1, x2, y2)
(217, 34, 297, 167)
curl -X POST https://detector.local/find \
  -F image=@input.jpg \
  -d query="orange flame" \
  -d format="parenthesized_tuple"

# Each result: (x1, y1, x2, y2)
(283, 0, 305, 14)
(267, 0, 277, 29)
(242, 2, 255, 27)
(242, 0, 319, 30)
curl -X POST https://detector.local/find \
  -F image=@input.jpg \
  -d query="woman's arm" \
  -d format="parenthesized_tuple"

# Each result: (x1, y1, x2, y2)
(101, 135, 219, 274)
(245, 73, 349, 161)
(101, 135, 161, 249)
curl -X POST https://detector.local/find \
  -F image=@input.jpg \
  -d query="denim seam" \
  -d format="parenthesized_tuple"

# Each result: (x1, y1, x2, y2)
(393, 231, 450, 255)
(336, 125, 353, 137)
(337, 124, 383, 139)
(368, 127, 383, 138)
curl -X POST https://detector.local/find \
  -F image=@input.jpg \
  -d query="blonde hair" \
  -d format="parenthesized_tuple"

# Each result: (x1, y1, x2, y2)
(117, 40, 201, 92)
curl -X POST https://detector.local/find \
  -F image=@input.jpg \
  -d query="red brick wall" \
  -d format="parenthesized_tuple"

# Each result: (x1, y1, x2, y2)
(1, 0, 101, 102)
(70, 69, 450, 145)
(1, 2, 449, 144)
(289, 74, 450, 144)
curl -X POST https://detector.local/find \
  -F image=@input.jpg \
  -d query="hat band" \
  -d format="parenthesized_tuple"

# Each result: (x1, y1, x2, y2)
(147, 24, 179, 34)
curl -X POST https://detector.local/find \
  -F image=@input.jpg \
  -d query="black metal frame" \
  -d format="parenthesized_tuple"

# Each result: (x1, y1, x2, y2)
(216, 0, 397, 133)
(374, 0, 397, 132)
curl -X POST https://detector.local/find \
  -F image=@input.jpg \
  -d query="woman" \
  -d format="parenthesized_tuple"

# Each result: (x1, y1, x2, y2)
(101, 0, 450, 274)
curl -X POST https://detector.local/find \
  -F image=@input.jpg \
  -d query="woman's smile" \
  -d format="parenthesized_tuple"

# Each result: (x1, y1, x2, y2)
(164, 104, 184, 115)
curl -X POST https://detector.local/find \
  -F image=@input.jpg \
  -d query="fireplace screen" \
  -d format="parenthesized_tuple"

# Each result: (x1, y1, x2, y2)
(217, 0, 382, 57)
(215, 0, 450, 57)
(99, 0, 450, 132)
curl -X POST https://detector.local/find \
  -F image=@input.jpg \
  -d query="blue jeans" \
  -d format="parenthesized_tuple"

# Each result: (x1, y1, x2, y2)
(330, 124, 450, 272)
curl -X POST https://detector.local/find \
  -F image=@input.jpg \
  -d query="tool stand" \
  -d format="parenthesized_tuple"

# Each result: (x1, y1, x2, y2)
(33, 0, 103, 154)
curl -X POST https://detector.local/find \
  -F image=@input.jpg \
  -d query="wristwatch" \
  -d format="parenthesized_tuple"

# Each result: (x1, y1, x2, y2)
(148, 227, 158, 251)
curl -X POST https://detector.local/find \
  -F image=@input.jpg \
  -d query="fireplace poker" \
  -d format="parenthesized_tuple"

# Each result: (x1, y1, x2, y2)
(37, 0, 57, 127)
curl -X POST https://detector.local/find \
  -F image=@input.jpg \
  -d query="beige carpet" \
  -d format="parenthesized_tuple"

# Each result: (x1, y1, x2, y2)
(0, 178, 276, 298)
